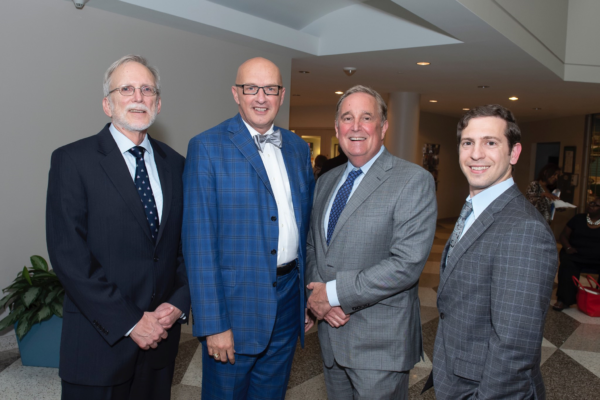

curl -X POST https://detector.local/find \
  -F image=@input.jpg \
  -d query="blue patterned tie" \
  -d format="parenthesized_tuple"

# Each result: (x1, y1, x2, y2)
(128, 146, 160, 243)
(327, 169, 363, 245)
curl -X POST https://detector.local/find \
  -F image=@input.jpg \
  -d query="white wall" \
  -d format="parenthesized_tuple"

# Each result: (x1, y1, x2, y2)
(0, 0, 291, 334)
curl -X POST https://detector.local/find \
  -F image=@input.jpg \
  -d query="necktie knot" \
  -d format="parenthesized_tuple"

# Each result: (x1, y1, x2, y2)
(128, 146, 145, 160)
(254, 130, 282, 152)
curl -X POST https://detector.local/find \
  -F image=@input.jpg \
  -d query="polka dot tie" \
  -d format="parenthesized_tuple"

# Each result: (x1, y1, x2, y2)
(128, 146, 160, 244)
(327, 168, 362, 246)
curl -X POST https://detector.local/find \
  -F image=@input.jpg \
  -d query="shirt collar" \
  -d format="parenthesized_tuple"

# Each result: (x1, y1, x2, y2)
(109, 124, 153, 156)
(242, 120, 274, 138)
(345, 145, 385, 174)
(468, 177, 514, 218)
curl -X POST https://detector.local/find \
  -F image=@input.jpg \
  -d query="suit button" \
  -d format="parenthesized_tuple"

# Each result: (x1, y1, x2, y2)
(153, 257, 159, 262)
(271, 249, 277, 255)
(273, 282, 277, 287)
(271, 216, 277, 221)
(440, 313, 445, 319)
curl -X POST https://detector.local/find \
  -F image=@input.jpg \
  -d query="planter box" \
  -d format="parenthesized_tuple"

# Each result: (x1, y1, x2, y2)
(16, 315, 62, 368)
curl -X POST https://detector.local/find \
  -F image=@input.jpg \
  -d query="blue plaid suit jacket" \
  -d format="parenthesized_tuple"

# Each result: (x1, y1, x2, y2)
(182, 114, 314, 354)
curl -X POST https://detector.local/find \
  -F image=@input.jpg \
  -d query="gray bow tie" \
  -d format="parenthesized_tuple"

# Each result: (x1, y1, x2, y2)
(254, 130, 282, 152)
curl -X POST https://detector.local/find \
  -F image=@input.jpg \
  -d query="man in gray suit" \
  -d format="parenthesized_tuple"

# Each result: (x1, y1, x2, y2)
(306, 85, 437, 399)
(427, 104, 558, 399)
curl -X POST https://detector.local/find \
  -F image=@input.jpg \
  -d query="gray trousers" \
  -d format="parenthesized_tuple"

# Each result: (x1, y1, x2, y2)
(323, 360, 409, 400)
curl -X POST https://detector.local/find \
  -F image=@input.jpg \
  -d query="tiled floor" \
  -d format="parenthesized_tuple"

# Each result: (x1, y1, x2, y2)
(1, 219, 599, 399)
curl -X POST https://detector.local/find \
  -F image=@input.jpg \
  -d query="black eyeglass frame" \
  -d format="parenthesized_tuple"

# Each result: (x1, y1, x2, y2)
(108, 85, 160, 97)
(235, 84, 283, 96)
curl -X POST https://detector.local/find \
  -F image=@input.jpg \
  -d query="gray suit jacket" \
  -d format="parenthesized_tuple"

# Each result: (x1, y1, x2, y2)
(306, 149, 437, 372)
(432, 184, 558, 400)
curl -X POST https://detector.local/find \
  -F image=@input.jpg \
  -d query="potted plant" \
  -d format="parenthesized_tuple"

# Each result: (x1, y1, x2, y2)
(0, 255, 63, 367)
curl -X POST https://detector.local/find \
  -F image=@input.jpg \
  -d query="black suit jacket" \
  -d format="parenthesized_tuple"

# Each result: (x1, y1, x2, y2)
(46, 123, 190, 386)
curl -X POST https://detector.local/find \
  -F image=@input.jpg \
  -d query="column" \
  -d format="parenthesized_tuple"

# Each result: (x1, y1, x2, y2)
(385, 92, 420, 164)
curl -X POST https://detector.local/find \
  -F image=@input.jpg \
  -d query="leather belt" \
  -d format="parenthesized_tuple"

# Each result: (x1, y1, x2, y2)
(277, 259, 297, 276)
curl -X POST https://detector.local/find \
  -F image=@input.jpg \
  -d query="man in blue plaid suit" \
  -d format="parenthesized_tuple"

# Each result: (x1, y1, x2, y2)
(424, 105, 558, 399)
(182, 57, 315, 399)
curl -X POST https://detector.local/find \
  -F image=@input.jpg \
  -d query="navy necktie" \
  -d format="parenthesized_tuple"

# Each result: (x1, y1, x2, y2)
(128, 146, 160, 243)
(327, 169, 363, 245)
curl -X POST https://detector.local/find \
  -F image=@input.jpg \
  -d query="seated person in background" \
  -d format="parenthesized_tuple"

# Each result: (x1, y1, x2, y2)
(526, 163, 560, 223)
(553, 198, 600, 311)
(313, 154, 328, 180)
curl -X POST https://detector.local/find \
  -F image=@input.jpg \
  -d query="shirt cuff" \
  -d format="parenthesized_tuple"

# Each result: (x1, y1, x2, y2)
(125, 323, 137, 337)
(326, 280, 340, 307)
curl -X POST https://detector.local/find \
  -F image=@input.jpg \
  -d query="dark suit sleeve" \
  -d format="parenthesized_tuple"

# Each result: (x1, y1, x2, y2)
(182, 137, 231, 337)
(337, 169, 437, 313)
(476, 219, 557, 399)
(46, 148, 143, 345)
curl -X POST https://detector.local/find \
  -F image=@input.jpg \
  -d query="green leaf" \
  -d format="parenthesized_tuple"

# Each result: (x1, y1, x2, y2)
(0, 311, 18, 331)
(22, 287, 42, 308)
(36, 306, 52, 323)
(30, 256, 48, 272)
(15, 318, 33, 341)
(45, 287, 60, 304)
(22, 267, 32, 286)
(50, 302, 63, 318)
(0, 292, 17, 309)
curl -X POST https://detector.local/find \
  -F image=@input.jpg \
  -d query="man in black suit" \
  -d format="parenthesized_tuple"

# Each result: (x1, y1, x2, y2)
(46, 55, 190, 400)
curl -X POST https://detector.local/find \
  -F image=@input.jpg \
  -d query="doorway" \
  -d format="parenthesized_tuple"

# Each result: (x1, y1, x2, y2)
(534, 142, 560, 180)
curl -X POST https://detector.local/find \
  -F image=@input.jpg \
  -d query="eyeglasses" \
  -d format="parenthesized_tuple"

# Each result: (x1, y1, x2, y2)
(108, 85, 159, 97)
(235, 84, 282, 96)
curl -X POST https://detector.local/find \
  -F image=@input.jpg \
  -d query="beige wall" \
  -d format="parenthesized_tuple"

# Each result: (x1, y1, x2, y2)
(0, 0, 292, 328)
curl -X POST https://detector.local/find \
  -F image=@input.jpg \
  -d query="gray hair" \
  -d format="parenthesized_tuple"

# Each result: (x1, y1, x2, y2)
(335, 85, 387, 125)
(103, 55, 160, 97)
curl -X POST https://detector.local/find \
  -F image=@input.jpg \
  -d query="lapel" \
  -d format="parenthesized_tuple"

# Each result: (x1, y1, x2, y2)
(437, 184, 522, 295)
(97, 124, 154, 244)
(228, 114, 273, 196)
(150, 137, 171, 246)
(318, 166, 346, 253)
(326, 149, 393, 251)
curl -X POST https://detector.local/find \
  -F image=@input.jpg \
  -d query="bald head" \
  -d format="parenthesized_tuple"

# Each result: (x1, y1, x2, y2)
(232, 57, 286, 134)
(236, 57, 282, 86)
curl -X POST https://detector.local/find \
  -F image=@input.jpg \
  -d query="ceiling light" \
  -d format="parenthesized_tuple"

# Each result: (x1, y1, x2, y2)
(417, 62, 431, 66)
(298, 71, 310, 74)
(509, 96, 518, 101)
(343, 67, 357, 76)
(429, 100, 438, 103)
(335, 91, 344, 95)
(477, 85, 490, 89)
(462, 108, 470, 111)
(533, 107, 542, 110)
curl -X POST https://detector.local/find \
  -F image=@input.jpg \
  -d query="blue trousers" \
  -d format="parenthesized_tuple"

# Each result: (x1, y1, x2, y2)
(201, 269, 300, 400)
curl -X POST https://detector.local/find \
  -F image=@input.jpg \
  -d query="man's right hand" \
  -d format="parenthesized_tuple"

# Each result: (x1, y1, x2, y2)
(130, 310, 170, 350)
(207, 329, 235, 364)
(324, 306, 350, 328)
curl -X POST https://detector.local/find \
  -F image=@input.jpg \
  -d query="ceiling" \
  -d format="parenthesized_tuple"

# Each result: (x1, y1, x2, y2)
(86, 0, 600, 122)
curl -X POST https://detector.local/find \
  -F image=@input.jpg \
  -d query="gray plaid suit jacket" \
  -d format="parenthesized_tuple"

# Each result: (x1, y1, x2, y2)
(306, 149, 437, 372)
(432, 184, 558, 399)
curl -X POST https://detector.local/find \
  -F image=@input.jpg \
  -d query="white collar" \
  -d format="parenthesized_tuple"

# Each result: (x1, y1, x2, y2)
(468, 177, 514, 219)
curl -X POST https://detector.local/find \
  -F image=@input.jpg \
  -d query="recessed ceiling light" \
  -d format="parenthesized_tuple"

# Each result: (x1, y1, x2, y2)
(335, 91, 343, 95)
(477, 85, 490, 89)
(533, 107, 542, 110)
(298, 70, 310, 74)
(462, 108, 470, 111)
(429, 100, 438, 103)
(417, 62, 431, 66)
(509, 96, 518, 101)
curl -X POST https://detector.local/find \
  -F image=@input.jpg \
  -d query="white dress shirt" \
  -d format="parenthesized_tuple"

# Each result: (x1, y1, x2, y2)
(324, 145, 385, 307)
(243, 121, 299, 266)
(109, 124, 163, 221)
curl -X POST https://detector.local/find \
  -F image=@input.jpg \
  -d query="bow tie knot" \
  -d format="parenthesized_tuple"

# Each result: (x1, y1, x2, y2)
(254, 130, 282, 152)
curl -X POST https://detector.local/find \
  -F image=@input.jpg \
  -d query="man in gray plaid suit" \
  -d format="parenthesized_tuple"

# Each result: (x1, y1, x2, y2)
(305, 85, 437, 399)
(425, 104, 558, 399)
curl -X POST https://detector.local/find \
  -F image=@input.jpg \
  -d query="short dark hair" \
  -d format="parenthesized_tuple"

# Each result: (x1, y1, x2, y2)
(335, 85, 387, 125)
(457, 104, 521, 153)
(537, 163, 560, 182)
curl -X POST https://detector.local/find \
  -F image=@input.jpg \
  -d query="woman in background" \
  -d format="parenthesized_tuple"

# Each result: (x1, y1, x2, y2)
(526, 163, 560, 223)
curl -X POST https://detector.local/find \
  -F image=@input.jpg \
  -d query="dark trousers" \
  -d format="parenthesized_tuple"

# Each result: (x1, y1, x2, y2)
(556, 251, 600, 306)
(201, 269, 300, 400)
(61, 355, 175, 400)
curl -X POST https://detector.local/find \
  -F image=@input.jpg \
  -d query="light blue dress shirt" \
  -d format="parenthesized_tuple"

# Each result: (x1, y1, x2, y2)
(109, 124, 163, 221)
(324, 145, 385, 307)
